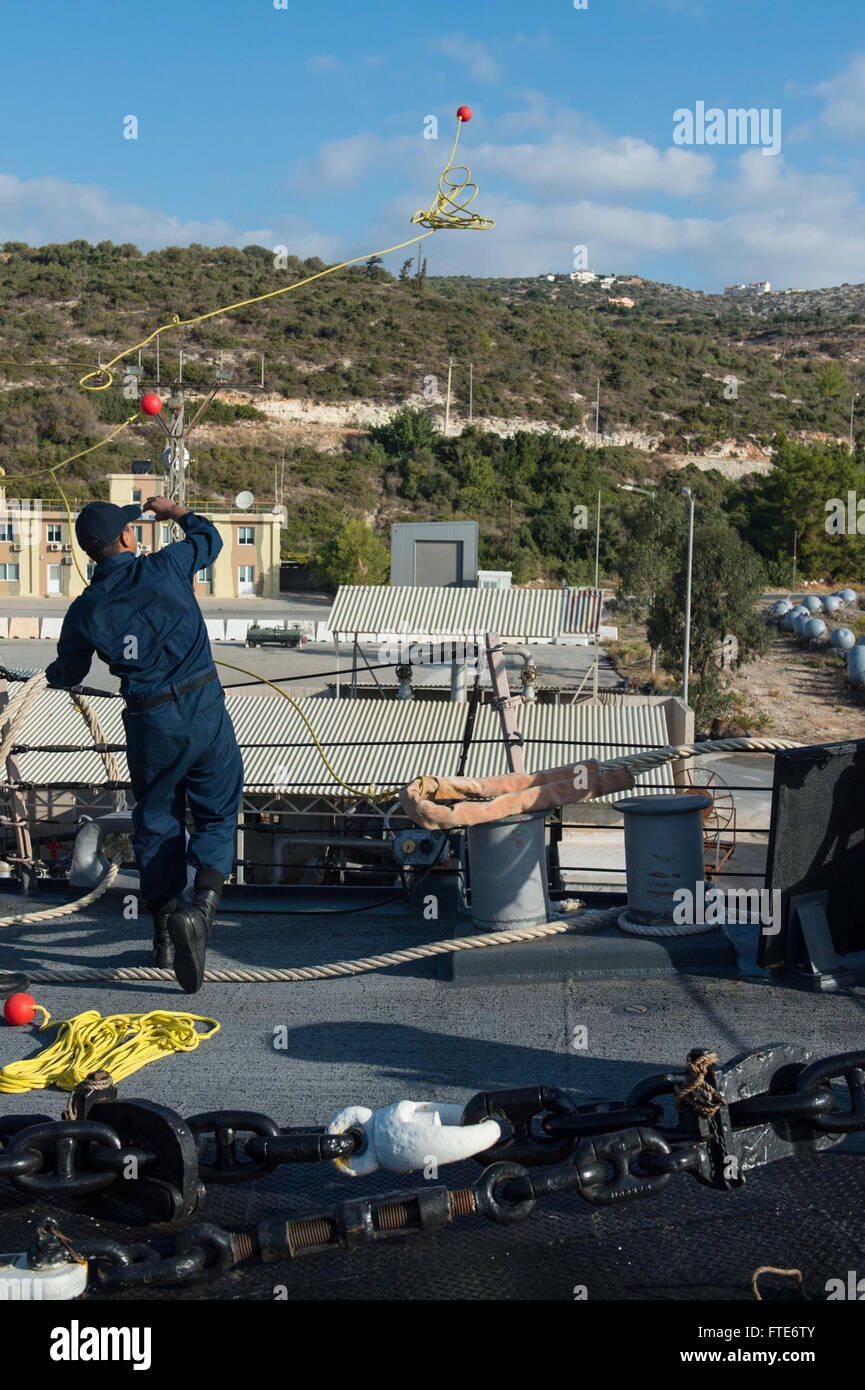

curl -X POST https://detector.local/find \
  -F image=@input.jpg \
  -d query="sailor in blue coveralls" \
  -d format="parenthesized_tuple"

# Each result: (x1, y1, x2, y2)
(45, 496, 244, 993)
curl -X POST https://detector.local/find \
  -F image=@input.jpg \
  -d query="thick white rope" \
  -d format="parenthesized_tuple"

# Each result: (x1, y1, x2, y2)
(25, 907, 622, 983)
(595, 735, 801, 776)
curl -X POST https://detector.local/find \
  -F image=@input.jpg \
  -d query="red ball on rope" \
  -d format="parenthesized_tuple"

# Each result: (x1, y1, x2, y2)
(140, 393, 163, 416)
(4, 992, 37, 1026)
(456, 106, 472, 123)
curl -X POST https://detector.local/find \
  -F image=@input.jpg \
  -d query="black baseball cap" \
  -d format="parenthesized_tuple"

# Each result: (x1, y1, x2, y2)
(75, 502, 142, 559)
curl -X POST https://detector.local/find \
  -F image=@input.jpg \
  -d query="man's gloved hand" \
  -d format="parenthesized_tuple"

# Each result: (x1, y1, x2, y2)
(144, 496, 188, 520)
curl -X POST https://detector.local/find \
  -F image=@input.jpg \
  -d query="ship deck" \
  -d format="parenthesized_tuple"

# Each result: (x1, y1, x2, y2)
(0, 890, 863, 1300)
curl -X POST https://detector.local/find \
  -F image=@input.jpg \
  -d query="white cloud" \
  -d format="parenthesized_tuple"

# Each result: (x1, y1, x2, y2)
(306, 54, 341, 72)
(429, 33, 504, 83)
(815, 53, 865, 135)
(476, 132, 714, 198)
(292, 133, 418, 193)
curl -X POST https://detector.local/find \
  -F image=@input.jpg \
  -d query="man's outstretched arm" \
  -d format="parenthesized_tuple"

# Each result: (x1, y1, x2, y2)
(145, 495, 222, 579)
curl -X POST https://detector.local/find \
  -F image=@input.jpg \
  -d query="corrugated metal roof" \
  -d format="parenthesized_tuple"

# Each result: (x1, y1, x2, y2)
(328, 586, 603, 640)
(12, 690, 671, 802)
(562, 588, 604, 634)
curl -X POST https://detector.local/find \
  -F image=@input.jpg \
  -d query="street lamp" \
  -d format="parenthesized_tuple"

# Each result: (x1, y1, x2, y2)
(681, 486, 695, 706)
(617, 484, 656, 498)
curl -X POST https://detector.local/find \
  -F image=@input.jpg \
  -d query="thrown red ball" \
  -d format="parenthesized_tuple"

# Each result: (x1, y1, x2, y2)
(140, 393, 163, 416)
(456, 106, 472, 122)
(4, 992, 37, 1025)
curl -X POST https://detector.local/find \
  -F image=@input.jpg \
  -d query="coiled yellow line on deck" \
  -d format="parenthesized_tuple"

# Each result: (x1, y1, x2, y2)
(0, 1009, 220, 1093)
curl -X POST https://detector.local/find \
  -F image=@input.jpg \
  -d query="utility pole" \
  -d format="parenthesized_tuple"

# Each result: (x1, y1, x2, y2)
(792, 529, 797, 591)
(507, 498, 513, 558)
(594, 488, 601, 589)
(594, 379, 600, 448)
(156, 335, 160, 386)
(179, 347, 184, 384)
(261, 353, 265, 390)
(681, 487, 695, 706)
(469, 362, 473, 423)
(444, 356, 453, 435)
(850, 392, 859, 453)
(167, 390, 187, 509)
(145, 369, 230, 535)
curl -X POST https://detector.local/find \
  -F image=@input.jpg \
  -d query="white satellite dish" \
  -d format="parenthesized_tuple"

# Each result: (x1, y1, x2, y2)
(235, 490, 254, 510)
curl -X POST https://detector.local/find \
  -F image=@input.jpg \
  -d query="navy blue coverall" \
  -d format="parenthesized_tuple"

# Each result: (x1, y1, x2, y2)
(45, 513, 244, 905)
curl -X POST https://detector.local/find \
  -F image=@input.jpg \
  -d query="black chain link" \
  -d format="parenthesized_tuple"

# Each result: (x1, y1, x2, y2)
(3, 1046, 864, 1290)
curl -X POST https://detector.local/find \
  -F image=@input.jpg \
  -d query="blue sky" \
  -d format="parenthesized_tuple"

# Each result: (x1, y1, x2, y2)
(1, 0, 864, 289)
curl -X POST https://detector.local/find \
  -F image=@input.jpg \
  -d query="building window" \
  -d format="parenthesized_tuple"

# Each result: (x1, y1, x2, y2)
(132, 489, 141, 503)
(237, 565, 255, 595)
(0, 524, 13, 543)
(197, 567, 213, 583)
(238, 526, 254, 545)
(161, 525, 172, 545)
(0, 564, 20, 581)
(133, 525, 143, 542)
(46, 523, 62, 543)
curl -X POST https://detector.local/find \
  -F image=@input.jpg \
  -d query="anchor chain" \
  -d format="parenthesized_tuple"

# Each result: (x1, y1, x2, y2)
(0, 1046, 861, 1238)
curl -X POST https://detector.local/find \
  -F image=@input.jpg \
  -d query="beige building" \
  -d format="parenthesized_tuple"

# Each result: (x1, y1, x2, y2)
(0, 472, 281, 599)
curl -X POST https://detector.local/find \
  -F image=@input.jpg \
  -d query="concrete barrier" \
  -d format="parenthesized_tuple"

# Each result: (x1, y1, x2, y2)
(224, 619, 253, 641)
(204, 619, 226, 641)
(40, 617, 63, 640)
(9, 617, 39, 639)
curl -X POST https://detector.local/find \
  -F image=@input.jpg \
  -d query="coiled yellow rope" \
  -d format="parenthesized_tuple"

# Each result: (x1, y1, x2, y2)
(0, 1009, 219, 1093)
(412, 115, 494, 231)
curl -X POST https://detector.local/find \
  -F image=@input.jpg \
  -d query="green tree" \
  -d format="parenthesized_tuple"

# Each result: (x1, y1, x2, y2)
(370, 405, 438, 456)
(817, 361, 847, 399)
(729, 430, 860, 580)
(312, 519, 389, 589)
(647, 520, 769, 731)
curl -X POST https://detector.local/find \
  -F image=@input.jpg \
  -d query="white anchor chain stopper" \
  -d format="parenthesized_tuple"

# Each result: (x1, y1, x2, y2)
(326, 1099, 501, 1176)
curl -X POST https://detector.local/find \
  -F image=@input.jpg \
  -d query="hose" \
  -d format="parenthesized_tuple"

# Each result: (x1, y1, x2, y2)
(400, 738, 801, 829)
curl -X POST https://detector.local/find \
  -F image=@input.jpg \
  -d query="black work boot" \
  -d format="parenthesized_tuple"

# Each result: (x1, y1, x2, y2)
(166, 868, 223, 994)
(147, 897, 176, 969)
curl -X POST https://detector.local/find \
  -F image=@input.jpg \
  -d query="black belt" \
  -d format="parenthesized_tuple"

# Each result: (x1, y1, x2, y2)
(124, 668, 218, 711)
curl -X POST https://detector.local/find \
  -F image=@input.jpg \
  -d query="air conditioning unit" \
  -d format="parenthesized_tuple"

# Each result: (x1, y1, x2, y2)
(63, 544, 73, 551)
(10, 544, 22, 552)
(140, 544, 151, 553)
(48, 542, 61, 551)
(62, 557, 74, 566)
